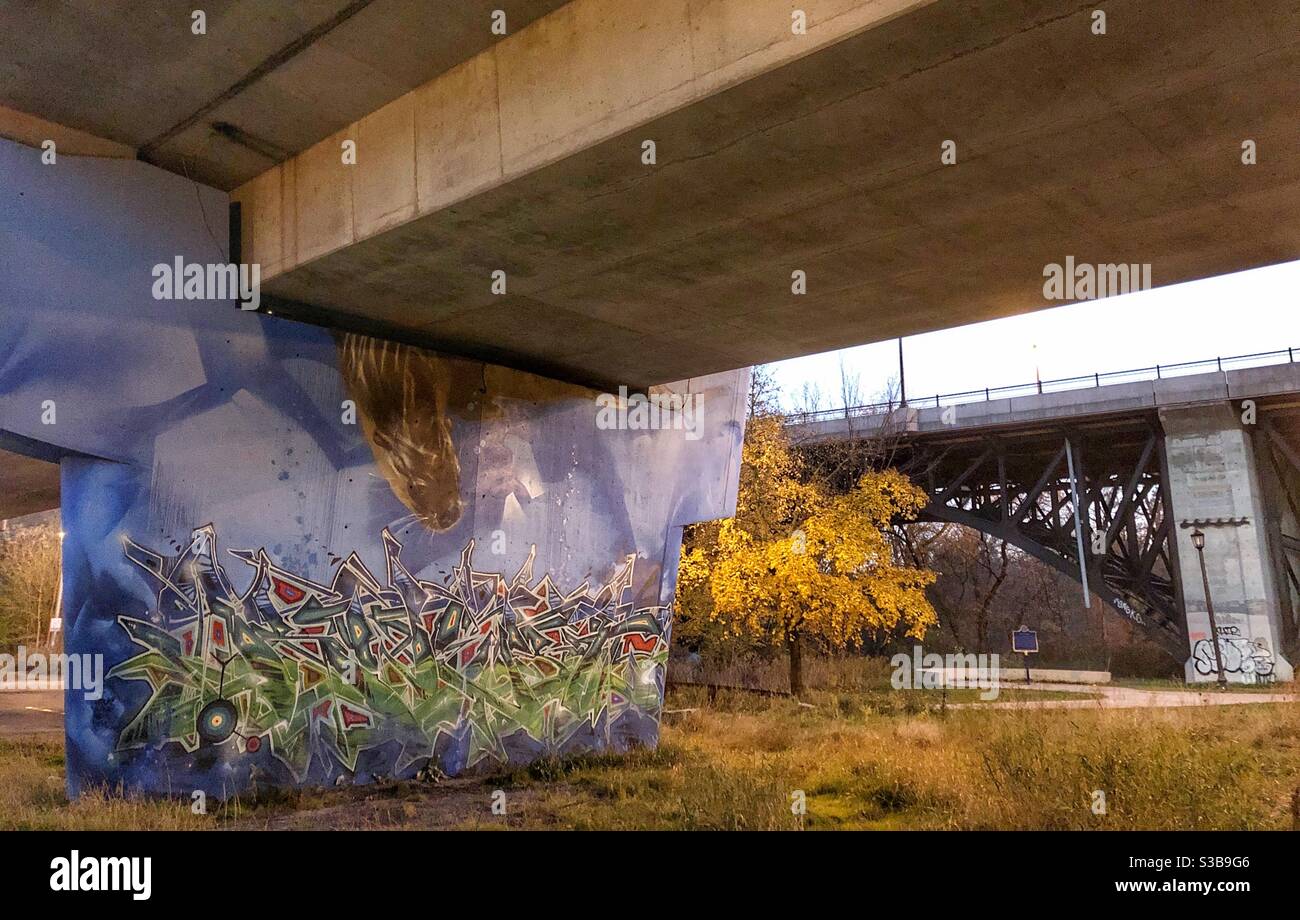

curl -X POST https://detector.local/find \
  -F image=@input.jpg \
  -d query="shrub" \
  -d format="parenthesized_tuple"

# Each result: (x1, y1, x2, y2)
(0, 519, 62, 652)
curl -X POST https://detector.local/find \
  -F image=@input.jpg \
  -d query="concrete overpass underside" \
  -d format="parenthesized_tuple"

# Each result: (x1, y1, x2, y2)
(232, 0, 1300, 387)
(0, 0, 572, 188)
(4, 1, 1299, 389)
(0, 450, 59, 521)
(1, 0, 1298, 543)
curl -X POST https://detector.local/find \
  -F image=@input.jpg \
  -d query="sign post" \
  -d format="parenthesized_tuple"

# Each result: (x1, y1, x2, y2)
(1011, 625, 1038, 684)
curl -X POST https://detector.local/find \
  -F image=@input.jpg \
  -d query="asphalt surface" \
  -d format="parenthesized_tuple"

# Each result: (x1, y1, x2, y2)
(0, 690, 63, 735)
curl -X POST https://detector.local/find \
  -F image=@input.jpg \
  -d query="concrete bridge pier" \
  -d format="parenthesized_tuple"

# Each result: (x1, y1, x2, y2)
(0, 136, 749, 798)
(1160, 404, 1295, 684)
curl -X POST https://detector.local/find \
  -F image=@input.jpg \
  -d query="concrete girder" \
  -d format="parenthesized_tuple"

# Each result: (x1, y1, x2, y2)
(0, 1, 571, 188)
(232, 0, 1300, 387)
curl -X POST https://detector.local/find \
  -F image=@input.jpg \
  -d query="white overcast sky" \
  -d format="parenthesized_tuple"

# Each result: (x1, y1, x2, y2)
(768, 259, 1300, 411)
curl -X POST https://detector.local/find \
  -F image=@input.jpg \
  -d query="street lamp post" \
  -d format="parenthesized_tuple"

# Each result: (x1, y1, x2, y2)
(897, 337, 906, 407)
(1190, 528, 1228, 689)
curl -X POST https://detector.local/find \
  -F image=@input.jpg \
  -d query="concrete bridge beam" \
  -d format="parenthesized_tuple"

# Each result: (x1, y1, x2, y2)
(227, 0, 1300, 387)
(233, 0, 928, 281)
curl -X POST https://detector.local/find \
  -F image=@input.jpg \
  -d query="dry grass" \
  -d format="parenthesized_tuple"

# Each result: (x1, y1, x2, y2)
(2, 688, 1297, 830)
(670, 653, 896, 694)
(0, 737, 211, 830)
(649, 690, 1300, 830)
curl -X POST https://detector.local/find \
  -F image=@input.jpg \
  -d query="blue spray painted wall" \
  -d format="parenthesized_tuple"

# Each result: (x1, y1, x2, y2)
(0, 138, 745, 797)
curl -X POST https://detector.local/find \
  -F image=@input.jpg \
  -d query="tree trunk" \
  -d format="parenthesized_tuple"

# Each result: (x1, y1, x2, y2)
(974, 537, 1009, 653)
(787, 632, 804, 697)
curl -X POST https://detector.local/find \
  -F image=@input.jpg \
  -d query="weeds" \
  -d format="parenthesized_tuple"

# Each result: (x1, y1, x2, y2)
(1, 690, 1295, 830)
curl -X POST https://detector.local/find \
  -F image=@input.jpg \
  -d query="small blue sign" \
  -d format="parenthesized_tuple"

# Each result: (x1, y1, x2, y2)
(1011, 627, 1039, 654)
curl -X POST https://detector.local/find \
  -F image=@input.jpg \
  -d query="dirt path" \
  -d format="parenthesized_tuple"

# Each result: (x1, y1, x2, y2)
(227, 777, 562, 830)
(950, 682, 1297, 710)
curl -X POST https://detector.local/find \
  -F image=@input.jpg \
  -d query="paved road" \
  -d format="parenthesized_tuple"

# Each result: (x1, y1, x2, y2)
(0, 690, 63, 735)
(952, 683, 1298, 710)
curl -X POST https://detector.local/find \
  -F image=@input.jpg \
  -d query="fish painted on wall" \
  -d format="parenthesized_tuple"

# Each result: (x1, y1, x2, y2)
(336, 333, 464, 533)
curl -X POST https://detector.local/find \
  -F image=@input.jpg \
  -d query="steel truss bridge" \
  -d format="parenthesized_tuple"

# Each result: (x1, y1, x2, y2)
(791, 356, 1300, 659)
(906, 417, 1181, 650)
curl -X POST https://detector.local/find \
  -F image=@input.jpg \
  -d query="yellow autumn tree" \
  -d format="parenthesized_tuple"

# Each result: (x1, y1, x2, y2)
(677, 412, 936, 695)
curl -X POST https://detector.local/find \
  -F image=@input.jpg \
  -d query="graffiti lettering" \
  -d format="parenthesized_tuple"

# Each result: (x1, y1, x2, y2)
(111, 526, 669, 787)
(1191, 636, 1274, 681)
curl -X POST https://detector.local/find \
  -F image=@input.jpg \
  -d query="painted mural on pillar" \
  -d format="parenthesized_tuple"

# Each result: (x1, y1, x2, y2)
(111, 525, 667, 784)
(0, 137, 746, 798)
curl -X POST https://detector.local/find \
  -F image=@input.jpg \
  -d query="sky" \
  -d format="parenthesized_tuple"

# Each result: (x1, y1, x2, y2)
(768, 260, 1300, 412)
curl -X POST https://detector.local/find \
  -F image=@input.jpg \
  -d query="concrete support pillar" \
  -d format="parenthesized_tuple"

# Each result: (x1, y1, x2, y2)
(1160, 403, 1295, 683)
(0, 137, 749, 798)
(1251, 425, 1300, 659)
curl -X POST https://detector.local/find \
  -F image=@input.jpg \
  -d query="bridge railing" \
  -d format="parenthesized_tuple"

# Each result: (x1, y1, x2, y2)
(786, 346, 1299, 425)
